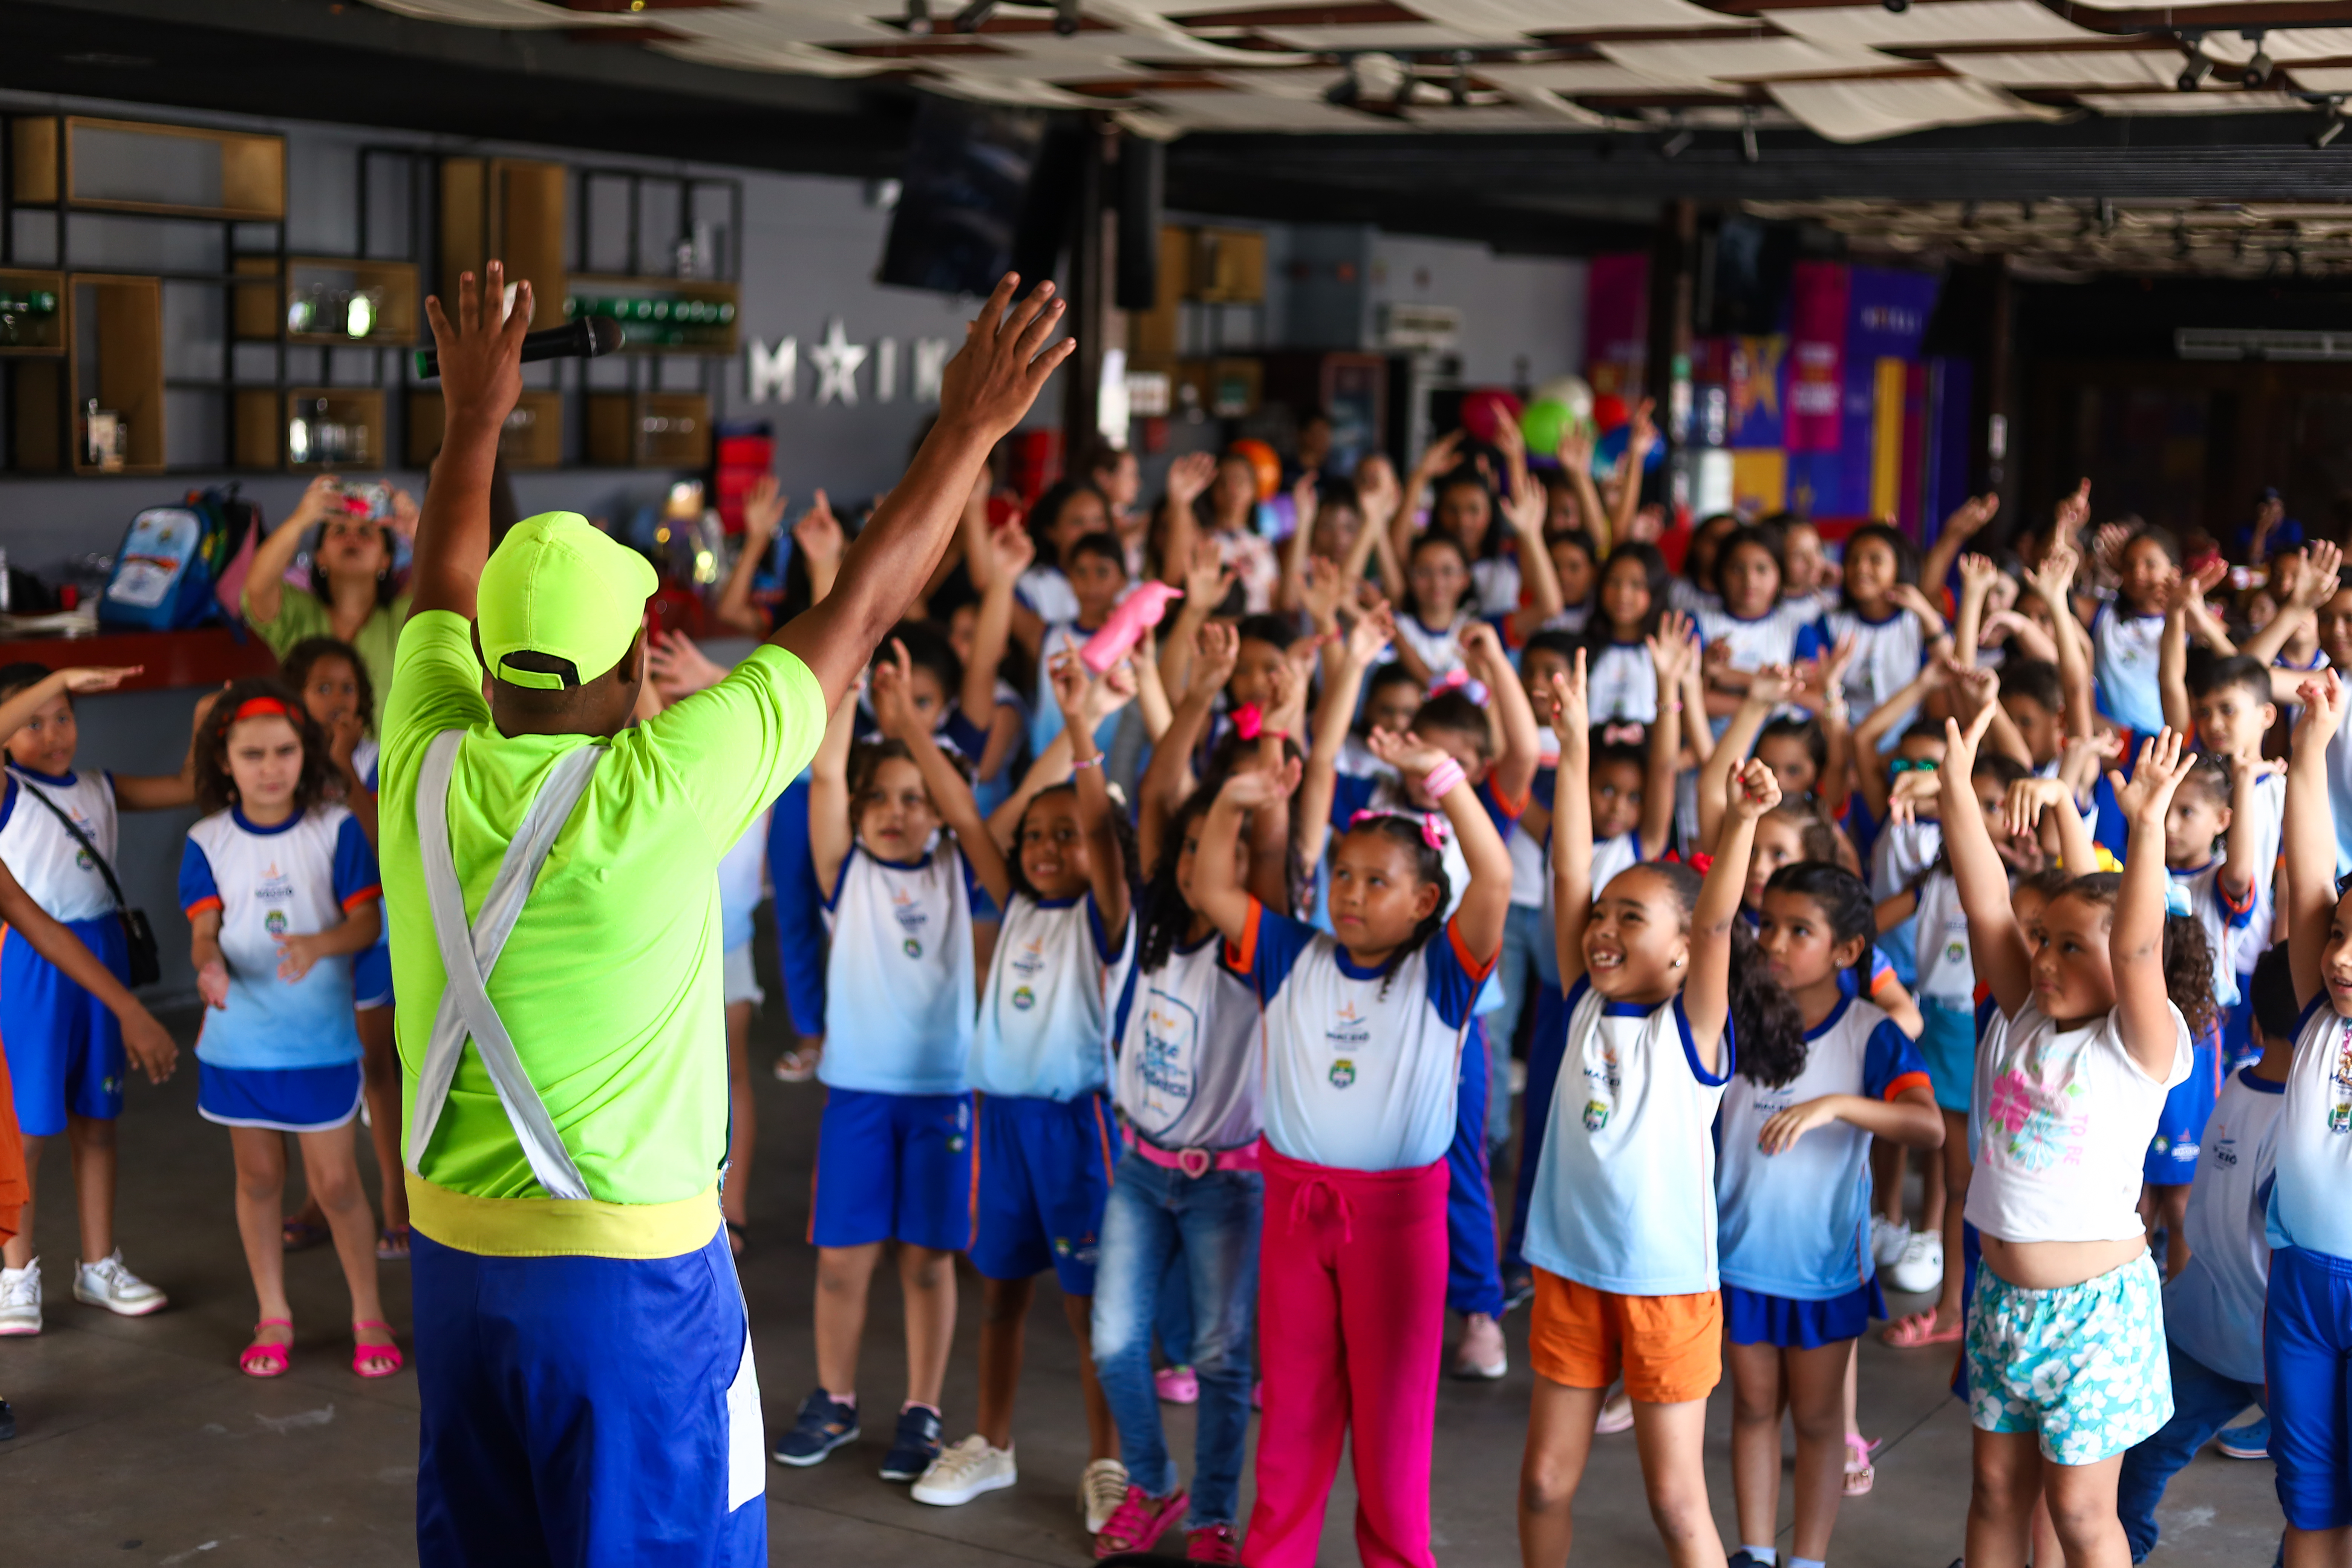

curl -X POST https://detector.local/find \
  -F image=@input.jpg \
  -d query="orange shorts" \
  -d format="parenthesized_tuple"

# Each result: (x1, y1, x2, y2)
(1528, 1268, 1722, 1405)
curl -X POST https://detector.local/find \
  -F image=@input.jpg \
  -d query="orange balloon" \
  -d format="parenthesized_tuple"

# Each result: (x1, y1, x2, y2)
(1228, 439, 1282, 503)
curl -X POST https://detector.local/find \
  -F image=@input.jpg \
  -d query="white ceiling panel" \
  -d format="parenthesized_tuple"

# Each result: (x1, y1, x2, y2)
(1767, 74, 2058, 141)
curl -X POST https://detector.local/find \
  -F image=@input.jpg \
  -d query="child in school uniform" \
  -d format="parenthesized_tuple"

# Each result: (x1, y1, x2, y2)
(1820, 522, 1948, 749)
(0, 662, 204, 1333)
(1194, 710, 1513, 1568)
(912, 652, 1134, 1530)
(180, 680, 393, 1380)
(772, 640, 1001, 1485)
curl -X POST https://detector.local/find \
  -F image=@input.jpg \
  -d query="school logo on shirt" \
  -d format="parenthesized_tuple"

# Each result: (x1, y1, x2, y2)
(2213, 1136, 2239, 1168)
(903, 937, 922, 959)
(265, 910, 288, 937)
(1012, 986, 1036, 1010)
(889, 886, 930, 941)
(1325, 1000, 1370, 1054)
(1583, 1098, 1610, 1132)
(1329, 1058, 1356, 1089)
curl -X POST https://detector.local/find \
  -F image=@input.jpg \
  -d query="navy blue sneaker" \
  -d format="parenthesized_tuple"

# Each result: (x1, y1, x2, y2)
(771, 1388, 858, 1467)
(880, 1403, 943, 1482)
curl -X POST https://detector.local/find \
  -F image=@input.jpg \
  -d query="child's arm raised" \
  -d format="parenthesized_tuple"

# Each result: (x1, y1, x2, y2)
(1550, 654, 1595, 989)
(2023, 542, 2098, 745)
(1698, 664, 1793, 854)
(714, 475, 785, 638)
(1640, 613, 1696, 858)
(1297, 605, 1393, 873)
(2109, 729, 2200, 1077)
(1156, 538, 1235, 703)
(961, 520, 1031, 729)
(1950, 554, 2001, 673)
(1367, 725, 1512, 966)
(2246, 540, 2343, 669)
(807, 680, 860, 905)
(1919, 493, 1998, 613)
(0, 861, 174, 1082)
(875, 639, 1013, 908)
(1463, 621, 1540, 809)
(1047, 651, 1129, 937)
(1687, 758, 1783, 1074)
(1138, 622, 1238, 868)
(2220, 748, 2271, 915)
(0, 666, 141, 749)
(1937, 702, 2033, 1018)
(1499, 465, 1566, 632)
(1854, 661, 1949, 824)
(2285, 670, 2344, 1012)
(1192, 766, 1286, 946)
(2004, 774, 2097, 877)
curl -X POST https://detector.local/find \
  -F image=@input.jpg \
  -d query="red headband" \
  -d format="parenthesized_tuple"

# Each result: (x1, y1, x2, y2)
(231, 697, 291, 723)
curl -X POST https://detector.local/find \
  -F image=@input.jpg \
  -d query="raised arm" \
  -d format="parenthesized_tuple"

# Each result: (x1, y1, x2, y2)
(1854, 661, 1949, 822)
(1699, 665, 1794, 854)
(1344, 457, 1402, 603)
(1047, 650, 1130, 935)
(1609, 401, 1655, 548)
(242, 474, 342, 627)
(1156, 538, 1235, 704)
(2109, 730, 2199, 1077)
(2245, 540, 2344, 669)
(1640, 612, 1695, 856)
(1298, 605, 1393, 871)
(1499, 464, 1565, 632)
(0, 666, 140, 750)
(1550, 653, 1595, 987)
(1463, 622, 1539, 808)
(1938, 702, 2033, 1017)
(1369, 725, 1511, 964)
(2023, 541, 2098, 746)
(1951, 554, 2000, 673)
(2159, 585, 2193, 737)
(411, 263, 536, 621)
(2285, 669, 2344, 1011)
(1919, 493, 1998, 612)
(960, 522, 1032, 730)
(1153, 450, 1216, 591)
(2004, 774, 2097, 878)
(874, 637, 1013, 908)
(1277, 470, 1320, 616)
(713, 475, 785, 639)
(1686, 758, 1782, 1072)
(1139, 622, 1239, 862)
(807, 680, 859, 903)
(2220, 749, 2271, 908)
(1193, 768, 1269, 945)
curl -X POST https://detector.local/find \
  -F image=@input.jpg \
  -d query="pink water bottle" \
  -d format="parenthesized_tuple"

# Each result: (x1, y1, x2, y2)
(1080, 581, 1184, 675)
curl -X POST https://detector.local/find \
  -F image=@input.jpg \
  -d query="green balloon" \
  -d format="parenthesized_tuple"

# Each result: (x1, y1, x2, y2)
(1521, 397, 1579, 456)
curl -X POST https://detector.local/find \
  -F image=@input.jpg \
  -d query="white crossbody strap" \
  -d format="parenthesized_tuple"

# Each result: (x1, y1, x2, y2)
(406, 729, 603, 1201)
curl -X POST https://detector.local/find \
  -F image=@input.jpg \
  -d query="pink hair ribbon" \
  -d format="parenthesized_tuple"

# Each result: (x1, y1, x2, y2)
(1598, 722, 1645, 747)
(1232, 702, 1264, 741)
(1348, 808, 1448, 851)
(1427, 667, 1490, 706)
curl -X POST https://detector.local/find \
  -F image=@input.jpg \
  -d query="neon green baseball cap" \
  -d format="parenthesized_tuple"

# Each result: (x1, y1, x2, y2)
(477, 512, 659, 690)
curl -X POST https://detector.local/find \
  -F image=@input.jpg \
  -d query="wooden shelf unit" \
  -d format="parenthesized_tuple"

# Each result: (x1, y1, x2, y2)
(71, 274, 166, 475)
(11, 115, 284, 221)
(441, 158, 567, 330)
(232, 256, 421, 347)
(408, 386, 563, 469)
(234, 386, 386, 471)
(587, 390, 710, 469)
(0, 267, 63, 356)
(567, 274, 739, 356)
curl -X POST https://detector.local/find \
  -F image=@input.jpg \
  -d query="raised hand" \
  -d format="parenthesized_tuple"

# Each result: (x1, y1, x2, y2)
(1193, 620, 1242, 693)
(1958, 553, 2003, 599)
(1501, 462, 1547, 541)
(2023, 540, 2080, 607)
(1048, 649, 1091, 728)
(1165, 450, 1217, 511)
(1184, 536, 1235, 608)
(2056, 478, 2092, 537)
(1366, 725, 1454, 779)
(1946, 492, 2000, 541)
(1291, 470, 1320, 542)
(988, 517, 1037, 580)
(1346, 600, 1396, 666)
(1301, 556, 1345, 628)
(2296, 668, 2346, 751)
(1727, 756, 1782, 822)
(2092, 521, 2133, 586)
(1354, 455, 1403, 530)
(1940, 696, 1998, 779)
(1887, 766, 1940, 828)
(2003, 774, 2074, 842)
(793, 490, 846, 572)
(1459, 619, 1509, 680)
(57, 666, 141, 695)
(648, 628, 730, 699)
(1647, 609, 1699, 685)
(1549, 652, 1591, 739)
(2297, 540, 2345, 609)
(936, 275, 1073, 442)
(743, 474, 787, 545)
(1222, 755, 1303, 809)
(422, 260, 531, 442)
(2109, 727, 2194, 828)
(868, 637, 921, 740)
(1625, 397, 1659, 460)
(1083, 659, 1139, 727)
(1557, 421, 1594, 477)
(1746, 662, 1797, 709)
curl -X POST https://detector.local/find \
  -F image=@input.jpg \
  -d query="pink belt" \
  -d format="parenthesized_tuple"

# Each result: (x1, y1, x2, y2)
(1124, 1125, 1261, 1178)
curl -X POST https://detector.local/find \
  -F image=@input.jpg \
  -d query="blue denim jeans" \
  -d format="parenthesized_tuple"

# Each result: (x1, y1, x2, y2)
(2115, 1338, 2271, 1564)
(1091, 1149, 1263, 1527)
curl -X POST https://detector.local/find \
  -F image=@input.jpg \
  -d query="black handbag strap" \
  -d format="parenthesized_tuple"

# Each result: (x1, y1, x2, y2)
(10, 772, 132, 917)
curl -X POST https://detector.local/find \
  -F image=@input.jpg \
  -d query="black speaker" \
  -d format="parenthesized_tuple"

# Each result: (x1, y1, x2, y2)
(1008, 120, 1086, 298)
(1115, 135, 1163, 311)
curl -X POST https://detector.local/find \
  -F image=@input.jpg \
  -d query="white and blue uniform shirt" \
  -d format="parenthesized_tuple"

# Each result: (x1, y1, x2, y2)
(1870, 818, 1943, 987)
(717, 810, 770, 952)
(1107, 922, 1262, 1152)
(971, 889, 1125, 1102)
(1523, 975, 1736, 1296)
(1471, 554, 1522, 622)
(2168, 1065, 2285, 1383)
(1586, 641, 1660, 727)
(1391, 610, 1479, 681)
(1229, 901, 1489, 1171)
(2170, 859, 2252, 1010)
(0, 764, 121, 923)
(819, 840, 976, 1097)
(1015, 562, 1080, 626)
(1328, 772, 1521, 1016)
(1821, 605, 1931, 747)
(1695, 600, 1823, 679)
(2092, 599, 2168, 737)
(1913, 868, 1975, 1003)
(1029, 620, 1122, 761)
(2267, 997, 2352, 1260)
(2229, 771, 2285, 980)
(1717, 996, 1930, 1300)
(178, 804, 379, 1070)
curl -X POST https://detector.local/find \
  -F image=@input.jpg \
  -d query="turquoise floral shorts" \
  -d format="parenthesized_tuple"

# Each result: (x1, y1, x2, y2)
(1965, 1250, 2171, 1465)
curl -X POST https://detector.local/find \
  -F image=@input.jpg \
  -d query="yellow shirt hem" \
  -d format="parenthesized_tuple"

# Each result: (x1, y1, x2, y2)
(405, 1172, 720, 1259)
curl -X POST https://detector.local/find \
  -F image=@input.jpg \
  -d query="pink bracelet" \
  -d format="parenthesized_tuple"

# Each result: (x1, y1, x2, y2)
(1423, 757, 1466, 799)
(1072, 753, 1104, 771)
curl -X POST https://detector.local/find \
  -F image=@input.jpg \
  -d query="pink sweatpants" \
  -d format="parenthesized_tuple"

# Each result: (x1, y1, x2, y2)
(1245, 1146, 1450, 1568)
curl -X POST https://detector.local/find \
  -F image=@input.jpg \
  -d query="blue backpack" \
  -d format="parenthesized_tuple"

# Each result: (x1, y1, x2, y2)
(98, 488, 255, 632)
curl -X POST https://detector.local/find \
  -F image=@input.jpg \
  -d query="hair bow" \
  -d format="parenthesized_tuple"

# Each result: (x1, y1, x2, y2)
(1598, 723, 1645, 747)
(2164, 880, 2192, 919)
(1428, 668, 1490, 706)
(1663, 848, 1715, 876)
(1349, 808, 1448, 851)
(1232, 702, 1265, 742)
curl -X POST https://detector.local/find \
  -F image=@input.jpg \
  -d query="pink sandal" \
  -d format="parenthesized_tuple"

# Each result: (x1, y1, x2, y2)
(240, 1319, 292, 1378)
(1844, 1433, 1879, 1497)
(352, 1320, 403, 1380)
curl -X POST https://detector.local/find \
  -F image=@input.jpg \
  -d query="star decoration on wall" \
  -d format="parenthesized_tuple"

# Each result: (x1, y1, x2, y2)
(810, 318, 869, 406)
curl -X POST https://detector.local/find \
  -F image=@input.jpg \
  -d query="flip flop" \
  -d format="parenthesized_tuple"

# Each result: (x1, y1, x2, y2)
(281, 1217, 331, 1253)
(241, 1318, 292, 1378)
(1844, 1434, 1879, 1497)
(1882, 1310, 1962, 1348)
(352, 1320, 403, 1380)
(375, 1227, 411, 1262)
(773, 1046, 821, 1083)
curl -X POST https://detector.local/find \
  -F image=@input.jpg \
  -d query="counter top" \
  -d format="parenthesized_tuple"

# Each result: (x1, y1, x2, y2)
(0, 626, 279, 692)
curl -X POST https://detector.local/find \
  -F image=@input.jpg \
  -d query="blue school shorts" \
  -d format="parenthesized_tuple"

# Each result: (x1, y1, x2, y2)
(972, 1090, 1115, 1296)
(2267, 1245, 2352, 1531)
(412, 1227, 765, 1568)
(196, 1060, 362, 1133)
(808, 1087, 974, 1254)
(2146, 1031, 2222, 1185)
(352, 942, 393, 1011)
(0, 914, 129, 1137)
(1724, 1277, 1885, 1350)
(1917, 997, 1977, 1113)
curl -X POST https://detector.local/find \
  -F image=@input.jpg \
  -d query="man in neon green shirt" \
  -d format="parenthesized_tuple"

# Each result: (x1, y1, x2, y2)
(385, 261, 1069, 1567)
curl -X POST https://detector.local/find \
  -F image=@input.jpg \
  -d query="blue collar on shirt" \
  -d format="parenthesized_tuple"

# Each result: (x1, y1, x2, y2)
(2239, 1066, 2287, 1094)
(1805, 993, 1853, 1040)
(9, 762, 76, 787)
(1408, 612, 1461, 637)
(1844, 606, 1902, 628)
(232, 804, 306, 836)
(2173, 858, 2220, 879)
(1718, 604, 1784, 625)
(1034, 893, 1086, 910)
(1335, 945, 1402, 981)
(863, 846, 934, 871)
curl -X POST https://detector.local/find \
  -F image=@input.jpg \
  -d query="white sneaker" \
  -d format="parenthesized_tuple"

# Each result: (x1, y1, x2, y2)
(911, 1434, 1017, 1507)
(1870, 1217, 1911, 1269)
(1889, 1230, 1945, 1296)
(1079, 1456, 1129, 1533)
(0, 1259, 40, 1336)
(73, 1250, 167, 1317)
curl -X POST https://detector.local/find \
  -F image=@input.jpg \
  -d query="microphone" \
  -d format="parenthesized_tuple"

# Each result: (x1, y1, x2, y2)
(413, 316, 624, 380)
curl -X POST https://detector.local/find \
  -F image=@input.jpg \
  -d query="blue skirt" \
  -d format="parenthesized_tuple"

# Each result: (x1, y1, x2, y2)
(1724, 1276, 1886, 1350)
(198, 1060, 363, 1133)
(353, 943, 394, 1011)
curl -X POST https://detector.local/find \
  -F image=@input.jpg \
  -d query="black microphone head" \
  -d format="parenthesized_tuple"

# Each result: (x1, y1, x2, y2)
(585, 316, 625, 357)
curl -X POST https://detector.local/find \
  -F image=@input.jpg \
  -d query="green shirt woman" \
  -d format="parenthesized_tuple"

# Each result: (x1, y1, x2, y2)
(241, 474, 415, 731)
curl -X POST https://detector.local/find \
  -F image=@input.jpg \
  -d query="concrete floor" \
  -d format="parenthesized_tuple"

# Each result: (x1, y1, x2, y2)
(0, 991, 2286, 1566)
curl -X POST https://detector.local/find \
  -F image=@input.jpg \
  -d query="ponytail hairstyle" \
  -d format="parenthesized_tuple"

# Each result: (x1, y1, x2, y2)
(195, 675, 334, 816)
(2052, 871, 2219, 1038)
(1338, 812, 1450, 997)
(1636, 858, 1805, 1085)
(1753, 861, 1877, 1086)
(1136, 790, 1214, 976)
